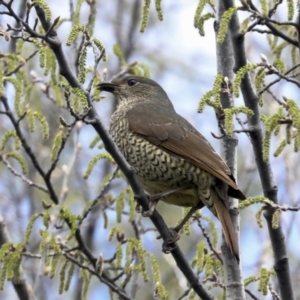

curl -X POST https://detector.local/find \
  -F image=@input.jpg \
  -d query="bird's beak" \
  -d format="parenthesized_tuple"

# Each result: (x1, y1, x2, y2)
(97, 82, 118, 93)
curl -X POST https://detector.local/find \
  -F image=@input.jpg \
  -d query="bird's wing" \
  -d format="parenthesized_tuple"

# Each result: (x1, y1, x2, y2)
(127, 103, 245, 198)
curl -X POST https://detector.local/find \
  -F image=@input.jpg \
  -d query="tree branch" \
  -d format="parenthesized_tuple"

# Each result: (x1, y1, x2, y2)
(0, 95, 59, 204)
(248, 1, 298, 47)
(30, 4, 214, 299)
(214, 1, 245, 298)
(222, 1, 294, 299)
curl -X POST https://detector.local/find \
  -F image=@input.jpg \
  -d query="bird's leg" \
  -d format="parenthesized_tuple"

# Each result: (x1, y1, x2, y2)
(174, 204, 204, 233)
(158, 204, 203, 253)
(157, 204, 201, 239)
(134, 197, 158, 217)
(160, 229, 180, 254)
(148, 186, 188, 202)
(135, 186, 187, 217)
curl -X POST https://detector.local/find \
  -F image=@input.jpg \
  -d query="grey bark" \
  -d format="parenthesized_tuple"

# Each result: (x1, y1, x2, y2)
(214, 1, 246, 299)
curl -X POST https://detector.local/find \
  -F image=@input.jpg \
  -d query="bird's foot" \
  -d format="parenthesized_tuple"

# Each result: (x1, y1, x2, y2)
(136, 187, 188, 217)
(134, 193, 161, 217)
(134, 197, 158, 217)
(159, 228, 180, 254)
(156, 225, 181, 240)
(142, 190, 180, 217)
(141, 197, 158, 217)
(135, 203, 142, 213)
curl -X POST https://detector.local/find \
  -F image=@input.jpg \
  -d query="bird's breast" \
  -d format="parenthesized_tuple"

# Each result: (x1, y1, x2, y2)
(109, 114, 214, 207)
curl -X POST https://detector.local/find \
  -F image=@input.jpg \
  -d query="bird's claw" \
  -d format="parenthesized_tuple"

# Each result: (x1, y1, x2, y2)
(156, 226, 180, 240)
(162, 242, 177, 254)
(134, 195, 158, 217)
(135, 188, 186, 217)
(135, 203, 142, 213)
(158, 228, 180, 254)
(141, 206, 155, 217)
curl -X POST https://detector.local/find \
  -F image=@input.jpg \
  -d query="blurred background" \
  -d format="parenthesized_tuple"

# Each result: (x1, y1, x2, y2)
(0, 0, 299, 299)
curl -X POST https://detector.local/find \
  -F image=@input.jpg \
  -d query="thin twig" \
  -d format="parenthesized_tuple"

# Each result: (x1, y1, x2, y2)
(0, 154, 49, 194)
(195, 217, 223, 263)
(79, 167, 119, 224)
(0, 95, 59, 204)
(245, 289, 260, 300)
(5, 50, 39, 76)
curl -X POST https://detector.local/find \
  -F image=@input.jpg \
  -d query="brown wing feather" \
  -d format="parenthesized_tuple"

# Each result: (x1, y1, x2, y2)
(127, 103, 245, 198)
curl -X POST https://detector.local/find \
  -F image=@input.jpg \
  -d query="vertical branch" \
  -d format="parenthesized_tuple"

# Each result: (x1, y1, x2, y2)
(221, 0, 295, 299)
(295, 10, 300, 60)
(8, 0, 27, 53)
(214, 1, 245, 299)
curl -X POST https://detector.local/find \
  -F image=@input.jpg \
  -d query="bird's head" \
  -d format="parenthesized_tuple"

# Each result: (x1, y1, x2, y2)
(98, 75, 173, 108)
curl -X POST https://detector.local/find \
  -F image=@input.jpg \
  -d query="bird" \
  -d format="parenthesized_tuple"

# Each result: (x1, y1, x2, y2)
(98, 75, 246, 260)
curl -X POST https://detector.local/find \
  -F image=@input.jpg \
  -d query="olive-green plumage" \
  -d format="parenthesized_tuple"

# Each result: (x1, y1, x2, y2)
(98, 75, 245, 260)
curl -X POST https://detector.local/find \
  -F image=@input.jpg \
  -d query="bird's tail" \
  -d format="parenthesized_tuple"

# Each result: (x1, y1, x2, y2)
(210, 189, 239, 262)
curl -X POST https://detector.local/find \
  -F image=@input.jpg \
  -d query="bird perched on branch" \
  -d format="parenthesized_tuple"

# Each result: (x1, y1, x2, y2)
(98, 75, 245, 260)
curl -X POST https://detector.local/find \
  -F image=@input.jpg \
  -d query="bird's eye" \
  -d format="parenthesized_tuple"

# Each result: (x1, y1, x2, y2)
(127, 79, 137, 87)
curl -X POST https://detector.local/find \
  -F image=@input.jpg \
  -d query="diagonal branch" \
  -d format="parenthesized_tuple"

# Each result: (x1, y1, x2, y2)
(0, 153, 49, 194)
(247, 1, 298, 47)
(72, 228, 130, 299)
(28, 4, 214, 300)
(0, 95, 59, 204)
